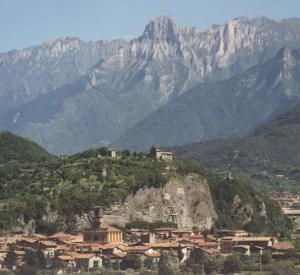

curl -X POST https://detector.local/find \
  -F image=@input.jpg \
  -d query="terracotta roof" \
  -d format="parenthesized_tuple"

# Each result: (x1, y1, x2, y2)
(102, 243, 124, 250)
(69, 234, 83, 243)
(124, 246, 150, 252)
(17, 238, 37, 244)
(39, 240, 57, 247)
(67, 252, 96, 259)
(56, 245, 69, 251)
(58, 255, 74, 261)
(112, 251, 127, 258)
(49, 232, 72, 240)
(187, 235, 204, 240)
(271, 242, 294, 251)
(145, 242, 180, 248)
(75, 243, 92, 248)
(144, 251, 161, 257)
(231, 237, 273, 242)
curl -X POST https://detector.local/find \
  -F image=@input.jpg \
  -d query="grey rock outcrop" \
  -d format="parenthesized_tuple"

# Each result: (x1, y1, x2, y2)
(101, 174, 217, 230)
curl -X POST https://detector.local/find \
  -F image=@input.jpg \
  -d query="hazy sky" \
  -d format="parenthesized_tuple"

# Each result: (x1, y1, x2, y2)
(1, 0, 300, 52)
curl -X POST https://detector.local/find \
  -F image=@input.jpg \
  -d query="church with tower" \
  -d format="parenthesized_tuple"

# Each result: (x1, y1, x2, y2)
(83, 207, 123, 243)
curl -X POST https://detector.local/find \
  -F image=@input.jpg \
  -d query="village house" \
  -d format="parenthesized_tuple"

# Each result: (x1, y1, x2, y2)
(56, 254, 76, 269)
(16, 238, 37, 249)
(154, 227, 175, 239)
(149, 146, 173, 161)
(171, 228, 193, 238)
(65, 252, 103, 269)
(220, 236, 277, 254)
(141, 232, 156, 243)
(33, 240, 57, 258)
(265, 242, 294, 259)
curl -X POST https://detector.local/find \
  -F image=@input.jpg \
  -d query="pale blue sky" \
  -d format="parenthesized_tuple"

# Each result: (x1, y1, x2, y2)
(1, 0, 300, 53)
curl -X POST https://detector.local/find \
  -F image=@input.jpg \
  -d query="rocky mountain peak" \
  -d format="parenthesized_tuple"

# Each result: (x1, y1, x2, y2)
(42, 37, 83, 54)
(142, 15, 178, 42)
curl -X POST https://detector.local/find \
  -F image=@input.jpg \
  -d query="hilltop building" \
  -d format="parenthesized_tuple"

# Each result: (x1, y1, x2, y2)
(107, 148, 118, 158)
(149, 146, 173, 161)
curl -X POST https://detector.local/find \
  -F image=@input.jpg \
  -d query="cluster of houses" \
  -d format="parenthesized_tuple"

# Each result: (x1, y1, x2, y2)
(0, 208, 296, 272)
(270, 191, 300, 239)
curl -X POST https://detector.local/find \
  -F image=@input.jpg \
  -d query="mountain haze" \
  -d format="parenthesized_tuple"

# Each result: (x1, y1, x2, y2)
(118, 48, 300, 150)
(172, 102, 300, 183)
(2, 16, 300, 153)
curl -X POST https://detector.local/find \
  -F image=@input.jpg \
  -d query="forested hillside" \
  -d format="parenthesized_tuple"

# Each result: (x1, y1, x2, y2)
(0, 133, 290, 235)
(172, 103, 300, 192)
(0, 131, 53, 164)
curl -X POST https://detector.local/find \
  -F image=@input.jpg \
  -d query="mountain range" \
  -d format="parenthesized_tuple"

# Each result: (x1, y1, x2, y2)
(2, 16, 300, 153)
(171, 101, 300, 192)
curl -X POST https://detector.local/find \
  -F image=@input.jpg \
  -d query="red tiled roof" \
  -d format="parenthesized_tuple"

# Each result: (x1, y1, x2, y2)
(144, 251, 161, 257)
(39, 240, 57, 247)
(271, 242, 294, 251)
(67, 252, 96, 259)
(112, 251, 127, 258)
(124, 246, 149, 251)
(58, 255, 74, 261)
(145, 242, 180, 248)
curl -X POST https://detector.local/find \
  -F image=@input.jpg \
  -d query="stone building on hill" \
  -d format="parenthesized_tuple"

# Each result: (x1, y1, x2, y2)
(149, 146, 173, 161)
(107, 148, 118, 158)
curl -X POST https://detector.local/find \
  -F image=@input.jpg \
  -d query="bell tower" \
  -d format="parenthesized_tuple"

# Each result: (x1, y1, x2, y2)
(92, 206, 103, 230)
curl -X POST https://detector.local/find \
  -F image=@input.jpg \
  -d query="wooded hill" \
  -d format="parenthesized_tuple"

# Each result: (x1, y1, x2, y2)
(0, 132, 290, 235)
(172, 103, 300, 192)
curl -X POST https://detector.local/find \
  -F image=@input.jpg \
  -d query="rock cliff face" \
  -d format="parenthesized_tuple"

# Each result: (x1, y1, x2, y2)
(232, 194, 267, 225)
(2, 16, 300, 153)
(101, 174, 217, 230)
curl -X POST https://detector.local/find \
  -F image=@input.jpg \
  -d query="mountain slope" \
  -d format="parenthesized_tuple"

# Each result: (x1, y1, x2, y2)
(3, 16, 300, 153)
(171, 102, 300, 189)
(117, 48, 300, 151)
(0, 131, 53, 163)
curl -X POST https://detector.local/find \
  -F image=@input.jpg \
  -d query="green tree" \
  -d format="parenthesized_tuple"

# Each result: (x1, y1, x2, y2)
(186, 249, 205, 266)
(261, 252, 272, 265)
(204, 255, 222, 274)
(158, 253, 179, 275)
(24, 249, 39, 268)
(121, 150, 130, 158)
(120, 255, 142, 271)
(15, 265, 38, 275)
(271, 261, 295, 275)
(223, 255, 241, 274)
(144, 257, 154, 270)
